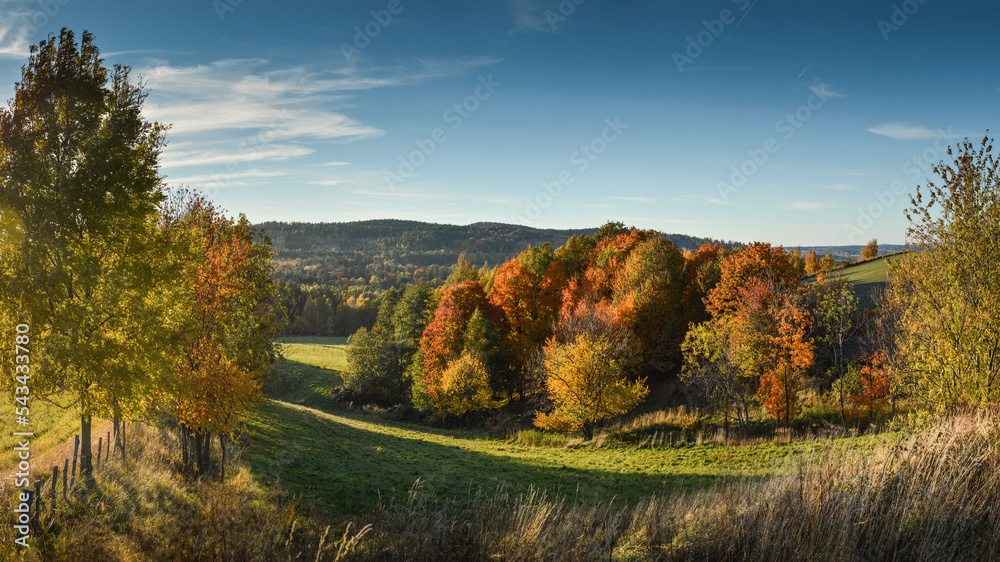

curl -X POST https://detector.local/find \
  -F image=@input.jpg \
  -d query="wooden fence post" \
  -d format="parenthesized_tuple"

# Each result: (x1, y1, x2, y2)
(97, 437, 102, 466)
(70, 435, 79, 488)
(33, 480, 42, 530)
(51, 466, 58, 524)
(107, 431, 111, 462)
(62, 458, 69, 501)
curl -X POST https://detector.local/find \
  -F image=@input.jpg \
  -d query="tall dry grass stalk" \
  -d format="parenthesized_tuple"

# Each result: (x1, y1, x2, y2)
(350, 413, 1000, 560)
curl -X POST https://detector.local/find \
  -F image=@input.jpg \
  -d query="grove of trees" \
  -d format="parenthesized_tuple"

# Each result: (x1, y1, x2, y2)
(0, 29, 280, 478)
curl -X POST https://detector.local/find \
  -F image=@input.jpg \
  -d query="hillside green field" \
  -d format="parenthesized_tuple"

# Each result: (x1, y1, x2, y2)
(245, 339, 888, 517)
(806, 252, 909, 308)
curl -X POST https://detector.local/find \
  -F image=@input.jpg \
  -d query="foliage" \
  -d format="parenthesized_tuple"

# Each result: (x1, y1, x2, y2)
(419, 281, 502, 406)
(804, 250, 820, 275)
(165, 194, 279, 439)
(438, 353, 495, 415)
(819, 252, 836, 272)
(0, 28, 175, 475)
(535, 333, 648, 438)
(705, 242, 798, 317)
(862, 238, 879, 260)
(611, 236, 686, 375)
(681, 243, 726, 324)
(680, 319, 756, 433)
(788, 246, 806, 277)
(814, 277, 859, 430)
(890, 134, 1000, 411)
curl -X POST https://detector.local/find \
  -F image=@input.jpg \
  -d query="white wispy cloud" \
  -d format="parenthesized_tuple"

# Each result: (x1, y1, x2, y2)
(145, 56, 500, 174)
(167, 169, 285, 187)
(867, 123, 938, 140)
(808, 79, 844, 98)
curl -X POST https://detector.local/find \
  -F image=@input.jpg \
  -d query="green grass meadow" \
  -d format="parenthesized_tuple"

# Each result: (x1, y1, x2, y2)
(245, 338, 885, 517)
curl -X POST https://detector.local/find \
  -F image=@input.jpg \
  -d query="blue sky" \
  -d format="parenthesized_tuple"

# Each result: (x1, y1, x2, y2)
(1, 0, 997, 245)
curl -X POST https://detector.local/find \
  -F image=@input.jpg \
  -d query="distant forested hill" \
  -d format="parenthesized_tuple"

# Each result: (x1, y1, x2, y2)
(257, 219, 730, 286)
(255, 219, 736, 336)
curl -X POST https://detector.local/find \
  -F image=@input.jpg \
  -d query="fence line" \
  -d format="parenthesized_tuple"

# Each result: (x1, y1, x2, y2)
(21, 424, 119, 532)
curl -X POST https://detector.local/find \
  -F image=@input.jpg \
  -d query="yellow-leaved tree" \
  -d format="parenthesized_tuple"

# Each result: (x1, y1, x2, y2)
(535, 332, 648, 440)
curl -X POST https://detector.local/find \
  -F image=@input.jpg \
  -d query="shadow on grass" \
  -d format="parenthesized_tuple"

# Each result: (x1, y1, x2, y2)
(242, 400, 764, 517)
(263, 358, 342, 411)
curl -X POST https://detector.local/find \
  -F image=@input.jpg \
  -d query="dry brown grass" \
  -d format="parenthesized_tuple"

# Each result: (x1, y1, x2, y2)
(348, 413, 1000, 561)
(0, 422, 366, 561)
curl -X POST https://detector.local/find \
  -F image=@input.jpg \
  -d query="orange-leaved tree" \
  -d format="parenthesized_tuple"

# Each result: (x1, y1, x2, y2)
(728, 278, 813, 427)
(165, 194, 279, 475)
(419, 281, 503, 407)
(705, 242, 798, 318)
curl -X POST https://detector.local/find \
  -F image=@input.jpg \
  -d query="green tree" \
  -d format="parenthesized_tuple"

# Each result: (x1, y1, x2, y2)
(814, 278, 858, 433)
(890, 134, 1000, 411)
(554, 234, 596, 278)
(0, 29, 175, 477)
(789, 246, 806, 277)
(681, 318, 755, 435)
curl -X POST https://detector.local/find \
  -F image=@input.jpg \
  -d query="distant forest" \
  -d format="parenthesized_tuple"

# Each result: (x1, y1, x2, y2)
(257, 219, 737, 336)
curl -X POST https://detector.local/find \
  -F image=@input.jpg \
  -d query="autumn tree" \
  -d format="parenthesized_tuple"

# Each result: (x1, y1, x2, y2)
(788, 247, 807, 277)
(804, 250, 820, 275)
(611, 236, 686, 375)
(437, 353, 495, 415)
(0, 29, 176, 477)
(889, 134, 1000, 411)
(535, 332, 647, 440)
(489, 257, 566, 399)
(681, 243, 725, 325)
(731, 279, 813, 427)
(554, 234, 596, 278)
(819, 252, 836, 272)
(861, 239, 878, 260)
(419, 281, 503, 408)
(163, 194, 279, 475)
(705, 242, 798, 318)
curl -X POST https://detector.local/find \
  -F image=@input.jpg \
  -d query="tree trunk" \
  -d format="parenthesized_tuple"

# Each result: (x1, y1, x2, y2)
(203, 433, 211, 472)
(120, 420, 126, 461)
(80, 412, 93, 478)
(180, 424, 189, 468)
(194, 432, 204, 473)
(582, 421, 594, 441)
(220, 435, 226, 482)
